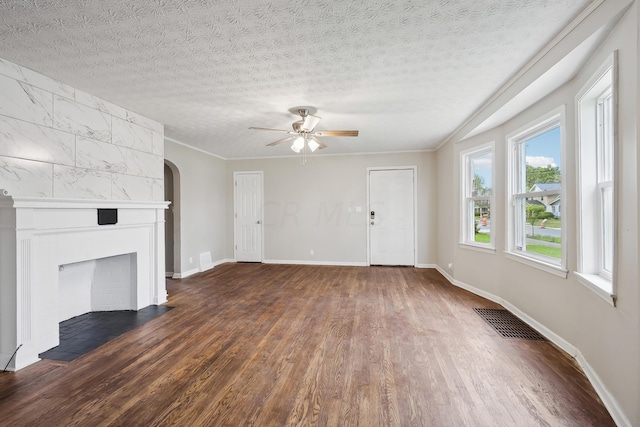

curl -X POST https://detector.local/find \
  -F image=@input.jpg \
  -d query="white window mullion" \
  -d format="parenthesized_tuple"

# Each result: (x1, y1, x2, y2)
(599, 181, 613, 277)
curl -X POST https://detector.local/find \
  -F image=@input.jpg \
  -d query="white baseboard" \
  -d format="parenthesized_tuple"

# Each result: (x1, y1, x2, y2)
(225, 260, 435, 268)
(213, 258, 235, 267)
(501, 300, 576, 357)
(0, 352, 40, 372)
(415, 263, 438, 269)
(200, 263, 214, 273)
(434, 265, 500, 304)
(173, 268, 199, 279)
(575, 350, 632, 427)
(165, 272, 174, 278)
(435, 264, 630, 427)
(171, 259, 235, 279)
(435, 265, 454, 283)
(200, 258, 236, 273)
(263, 259, 368, 267)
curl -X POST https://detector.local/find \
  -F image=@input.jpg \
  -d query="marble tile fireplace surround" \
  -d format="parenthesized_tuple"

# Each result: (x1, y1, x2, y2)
(0, 194, 169, 370)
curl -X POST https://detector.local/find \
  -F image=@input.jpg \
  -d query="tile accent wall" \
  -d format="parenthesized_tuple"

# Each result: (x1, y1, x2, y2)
(0, 57, 164, 201)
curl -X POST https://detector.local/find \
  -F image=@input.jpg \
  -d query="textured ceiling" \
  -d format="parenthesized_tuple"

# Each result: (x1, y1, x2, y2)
(0, 0, 591, 158)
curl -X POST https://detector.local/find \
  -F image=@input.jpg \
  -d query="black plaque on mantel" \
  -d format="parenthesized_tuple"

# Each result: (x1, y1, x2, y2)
(97, 208, 118, 225)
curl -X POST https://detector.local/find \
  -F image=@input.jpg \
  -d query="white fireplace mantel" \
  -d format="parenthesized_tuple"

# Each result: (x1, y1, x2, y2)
(0, 195, 169, 370)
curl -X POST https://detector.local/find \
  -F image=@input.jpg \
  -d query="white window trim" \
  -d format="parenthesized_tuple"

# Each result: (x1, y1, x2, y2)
(575, 272, 615, 306)
(460, 142, 495, 251)
(506, 106, 567, 276)
(574, 51, 618, 305)
(504, 250, 568, 278)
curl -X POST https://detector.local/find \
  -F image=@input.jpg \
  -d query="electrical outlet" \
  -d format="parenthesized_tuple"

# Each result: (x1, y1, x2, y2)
(189, 257, 193, 264)
(310, 249, 314, 256)
(448, 262, 453, 270)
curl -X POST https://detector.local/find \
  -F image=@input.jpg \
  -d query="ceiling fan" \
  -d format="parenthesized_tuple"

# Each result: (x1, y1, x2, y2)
(249, 108, 359, 154)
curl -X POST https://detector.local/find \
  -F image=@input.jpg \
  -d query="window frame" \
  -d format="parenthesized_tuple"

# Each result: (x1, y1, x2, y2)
(596, 87, 614, 279)
(575, 52, 618, 306)
(460, 142, 495, 253)
(506, 107, 567, 277)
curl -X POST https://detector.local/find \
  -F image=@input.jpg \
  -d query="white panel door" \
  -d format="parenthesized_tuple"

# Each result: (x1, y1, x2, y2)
(369, 169, 415, 266)
(235, 172, 263, 262)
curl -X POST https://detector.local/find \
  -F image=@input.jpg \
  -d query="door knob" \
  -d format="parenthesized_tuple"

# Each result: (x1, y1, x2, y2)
(371, 221, 374, 225)
(256, 220, 261, 224)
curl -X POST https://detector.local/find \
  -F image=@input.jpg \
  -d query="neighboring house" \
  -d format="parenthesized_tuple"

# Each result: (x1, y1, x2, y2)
(529, 182, 561, 217)
(549, 196, 561, 218)
(474, 200, 490, 218)
(525, 199, 545, 208)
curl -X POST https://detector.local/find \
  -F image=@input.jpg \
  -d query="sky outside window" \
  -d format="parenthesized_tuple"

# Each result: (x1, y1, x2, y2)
(525, 127, 561, 176)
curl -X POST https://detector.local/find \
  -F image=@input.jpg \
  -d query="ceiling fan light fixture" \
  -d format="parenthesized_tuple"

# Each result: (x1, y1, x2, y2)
(291, 136, 305, 153)
(251, 107, 359, 160)
(307, 138, 320, 152)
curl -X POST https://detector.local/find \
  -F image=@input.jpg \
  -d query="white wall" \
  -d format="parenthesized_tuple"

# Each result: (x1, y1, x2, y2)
(437, 5, 638, 425)
(58, 253, 137, 321)
(0, 58, 164, 201)
(227, 152, 437, 266)
(91, 253, 137, 312)
(164, 140, 228, 276)
(58, 260, 95, 321)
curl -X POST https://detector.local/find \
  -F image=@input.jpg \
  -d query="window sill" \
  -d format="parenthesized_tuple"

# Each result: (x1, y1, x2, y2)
(575, 272, 616, 306)
(459, 242, 495, 254)
(504, 251, 568, 278)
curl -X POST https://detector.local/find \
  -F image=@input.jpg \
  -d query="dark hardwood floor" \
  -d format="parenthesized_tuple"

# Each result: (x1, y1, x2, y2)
(0, 263, 614, 426)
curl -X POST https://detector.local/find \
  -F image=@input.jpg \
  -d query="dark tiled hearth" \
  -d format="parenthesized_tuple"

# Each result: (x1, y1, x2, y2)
(39, 305, 173, 362)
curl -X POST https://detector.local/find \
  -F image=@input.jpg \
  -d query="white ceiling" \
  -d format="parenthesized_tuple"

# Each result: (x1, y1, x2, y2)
(0, 0, 592, 159)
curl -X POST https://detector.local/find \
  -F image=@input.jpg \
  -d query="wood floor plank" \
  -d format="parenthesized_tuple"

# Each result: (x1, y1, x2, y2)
(0, 263, 615, 426)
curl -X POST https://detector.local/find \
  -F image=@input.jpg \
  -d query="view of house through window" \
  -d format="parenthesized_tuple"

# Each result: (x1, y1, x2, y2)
(509, 114, 563, 266)
(461, 144, 493, 248)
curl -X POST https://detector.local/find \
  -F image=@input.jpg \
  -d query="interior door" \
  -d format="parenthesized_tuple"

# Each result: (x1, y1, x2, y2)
(369, 168, 415, 266)
(235, 172, 263, 262)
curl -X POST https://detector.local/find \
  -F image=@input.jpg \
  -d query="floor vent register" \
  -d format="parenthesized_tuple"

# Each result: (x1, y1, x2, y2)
(474, 308, 546, 341)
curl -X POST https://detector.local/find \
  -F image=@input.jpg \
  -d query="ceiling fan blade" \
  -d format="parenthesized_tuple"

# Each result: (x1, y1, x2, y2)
(266, 136, 296, 147)
(300, 114, 321, 132)
(249, 127, 292, 134)
(314, 130, 359, 137)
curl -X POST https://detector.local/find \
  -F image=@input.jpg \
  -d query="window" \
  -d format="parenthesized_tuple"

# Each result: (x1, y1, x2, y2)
(507, 109, 565, 276)
(460, 143, 493, 250)
(576, 54, 617, 304)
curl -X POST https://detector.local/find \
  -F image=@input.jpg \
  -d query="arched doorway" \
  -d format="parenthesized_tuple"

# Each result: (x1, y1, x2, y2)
(164, 160, 181, 277)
